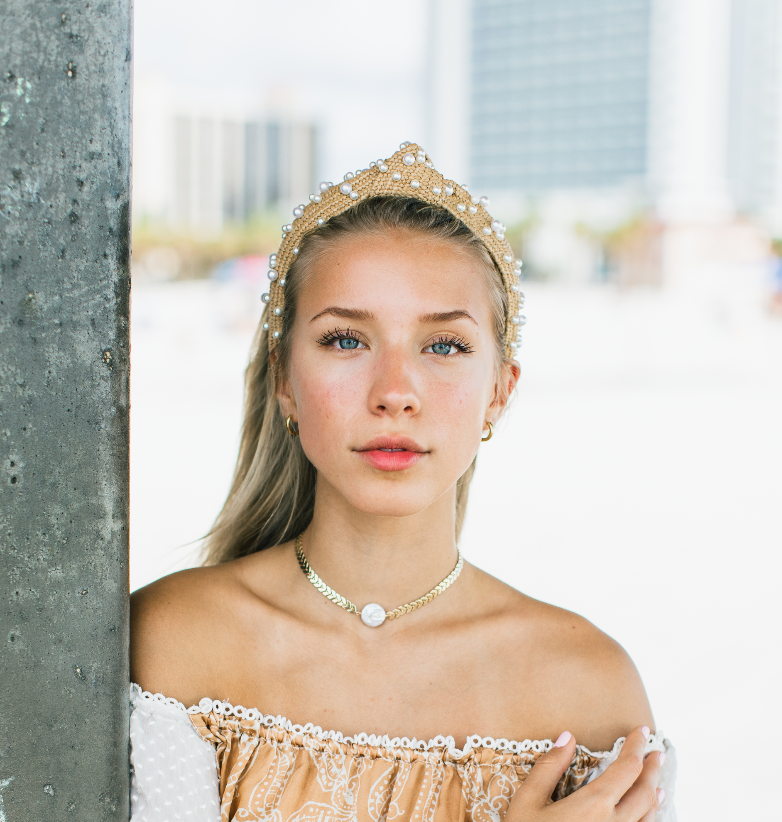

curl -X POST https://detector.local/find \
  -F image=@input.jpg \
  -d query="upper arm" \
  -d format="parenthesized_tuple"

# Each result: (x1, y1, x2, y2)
(553, 616, 655, 750)
(130, 568, 222, 703)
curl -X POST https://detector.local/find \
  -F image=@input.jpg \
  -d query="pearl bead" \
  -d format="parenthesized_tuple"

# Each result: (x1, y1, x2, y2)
(269, 259, 277, 269)
(344, 172, 354, 180)
(369, 161, 376, 168)
(309, 194, 321, 203)
(270, 253, 277, 260)
(262, 322, 269, 330)
(317, 218, 325, 226)
(496, 233, 505, 241)
(379, 163, 388, 173)
(471, 196, 480, 205)
(432, 187, 441, 195)
(261, 293, 270, 303)
(411, 180, 420, 189)
(267, 270, 278, 281)
(279, 278, 286, 288)
(273, 330, 281, 340)
(511, 284, 519, 293)
(403, 153, 415, 166)
(511, 316, 520, 325)
(493, 221, 504, 233)
(480, 196, 490, 206)
(482, 226, 492, 235)
(286, 224, 293, 232)
(503, 254, 512, 263)
(274, 307, 282, 316)
(340, 183, 352, 195)
(515, 260, 523, 268)
(281, 224, 289, 233)
(425, 161, 433, 168)
(445, 185, 454, 196)
(462, 184, 469, 192)
(468, 205, 478, 214)
(399, 141, 410, 150)
(518, 291, 525, 300)
(510, 342, 518, 350)
(293, 206, 304, 218)
(416, 154, 426, 163)
(361, 603, 386, 628)
(457, 203, 466, 212)
(292, 247, 299, 255)
(350, 191, 359, 200)
(518, 315, 527, 326)
(319, 181, 330, 192)
(392, 172, 401, 181)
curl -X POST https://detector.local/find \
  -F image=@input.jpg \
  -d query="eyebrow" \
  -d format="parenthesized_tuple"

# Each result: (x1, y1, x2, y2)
(310, 307, 478, 325)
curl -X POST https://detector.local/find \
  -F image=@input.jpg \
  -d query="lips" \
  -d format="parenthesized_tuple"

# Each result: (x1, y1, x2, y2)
(355, 436, 427, 472)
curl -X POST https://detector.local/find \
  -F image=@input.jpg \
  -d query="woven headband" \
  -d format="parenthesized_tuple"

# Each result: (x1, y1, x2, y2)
(262, 142, 526, 358)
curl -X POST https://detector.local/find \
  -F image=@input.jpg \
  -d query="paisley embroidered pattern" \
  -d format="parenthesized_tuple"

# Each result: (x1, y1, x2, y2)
(132, 687, 670, 822)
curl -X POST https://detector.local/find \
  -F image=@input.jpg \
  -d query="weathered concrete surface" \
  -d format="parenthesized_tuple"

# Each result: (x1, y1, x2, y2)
(0, 1, 131, 819)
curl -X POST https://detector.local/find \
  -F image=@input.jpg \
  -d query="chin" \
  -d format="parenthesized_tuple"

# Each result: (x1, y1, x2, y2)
(328, 478, 452, 520)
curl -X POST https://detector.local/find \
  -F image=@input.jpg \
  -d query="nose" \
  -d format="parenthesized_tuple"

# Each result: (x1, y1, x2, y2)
(367, 348, 421, 419)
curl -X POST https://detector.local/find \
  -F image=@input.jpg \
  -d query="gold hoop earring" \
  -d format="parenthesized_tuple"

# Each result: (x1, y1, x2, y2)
(481, 421, 493, 442)
(286, 415, 299, 437)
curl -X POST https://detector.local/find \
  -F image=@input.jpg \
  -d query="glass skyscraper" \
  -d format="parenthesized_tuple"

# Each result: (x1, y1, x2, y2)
(471, 0, 653, 192)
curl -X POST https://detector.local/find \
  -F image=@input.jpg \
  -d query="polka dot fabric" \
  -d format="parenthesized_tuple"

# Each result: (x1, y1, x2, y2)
(130, 684, 221, 822)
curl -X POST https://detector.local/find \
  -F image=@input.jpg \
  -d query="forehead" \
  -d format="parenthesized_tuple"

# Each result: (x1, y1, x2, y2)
(298, 230, 495, 322)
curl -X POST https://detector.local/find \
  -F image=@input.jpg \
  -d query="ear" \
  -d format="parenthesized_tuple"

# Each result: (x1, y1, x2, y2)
(487, 358, 520, 424)
(272, 350, 299, 421)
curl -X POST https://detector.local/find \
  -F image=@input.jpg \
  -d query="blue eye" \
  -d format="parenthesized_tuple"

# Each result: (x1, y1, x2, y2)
(338, 338, 359, 350)
(431, 342, 453, 355)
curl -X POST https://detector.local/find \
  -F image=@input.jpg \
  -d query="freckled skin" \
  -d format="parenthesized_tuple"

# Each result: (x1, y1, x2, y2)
(282, 231, 499, 520)
(131, 230, 654, 755)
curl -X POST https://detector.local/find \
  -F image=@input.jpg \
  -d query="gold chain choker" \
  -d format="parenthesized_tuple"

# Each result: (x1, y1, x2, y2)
(295, 534, 464, 627)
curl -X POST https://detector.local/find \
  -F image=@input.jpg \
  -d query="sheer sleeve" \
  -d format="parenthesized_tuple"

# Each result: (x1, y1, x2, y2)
(130, 684, 221, 822)
(585, 734, 678, 822)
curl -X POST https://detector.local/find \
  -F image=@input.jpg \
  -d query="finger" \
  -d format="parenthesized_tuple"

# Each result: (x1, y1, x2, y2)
(616, 749, 664, 822)
(587, 725, 650, 804)
(507, 731, 575, 818)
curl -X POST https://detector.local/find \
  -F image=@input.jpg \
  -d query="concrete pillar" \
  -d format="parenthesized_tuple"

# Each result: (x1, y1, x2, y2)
(0, 1, 132, 819)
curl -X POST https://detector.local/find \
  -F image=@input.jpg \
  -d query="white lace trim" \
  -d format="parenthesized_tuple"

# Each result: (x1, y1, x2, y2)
(130, 683, 665, 759)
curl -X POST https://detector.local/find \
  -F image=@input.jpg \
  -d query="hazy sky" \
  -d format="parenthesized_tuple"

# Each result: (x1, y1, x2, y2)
(134, 0, 429, 179)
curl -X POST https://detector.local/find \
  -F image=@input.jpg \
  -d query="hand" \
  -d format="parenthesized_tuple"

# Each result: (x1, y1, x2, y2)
(505, 726, 665, 822)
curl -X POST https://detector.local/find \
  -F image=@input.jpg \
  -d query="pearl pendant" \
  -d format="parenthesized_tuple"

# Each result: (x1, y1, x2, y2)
(361, 603, 386, 627)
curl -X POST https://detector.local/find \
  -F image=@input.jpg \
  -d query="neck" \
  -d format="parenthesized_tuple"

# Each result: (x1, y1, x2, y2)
(301, 479, 460, 613)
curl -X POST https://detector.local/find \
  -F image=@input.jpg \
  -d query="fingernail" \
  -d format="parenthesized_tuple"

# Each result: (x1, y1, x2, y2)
(657, 788, 666, 805)
(553, 731, 572, 748)
(659, 751, 666, 766)
(641, 726, 650, 738)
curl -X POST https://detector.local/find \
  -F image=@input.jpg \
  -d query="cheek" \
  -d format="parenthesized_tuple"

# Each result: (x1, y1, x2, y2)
(291, 361, 366, 441)
(430, 369, 492, 434)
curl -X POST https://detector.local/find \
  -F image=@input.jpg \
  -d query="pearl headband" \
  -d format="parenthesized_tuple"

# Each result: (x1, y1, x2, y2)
(262, 142, 526, 357)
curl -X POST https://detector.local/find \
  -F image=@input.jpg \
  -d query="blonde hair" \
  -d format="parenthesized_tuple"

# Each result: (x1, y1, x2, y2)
(202, 196, 509, 565)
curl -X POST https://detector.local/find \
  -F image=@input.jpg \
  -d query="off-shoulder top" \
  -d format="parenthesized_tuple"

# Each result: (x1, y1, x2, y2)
(129, 684, 678, 822)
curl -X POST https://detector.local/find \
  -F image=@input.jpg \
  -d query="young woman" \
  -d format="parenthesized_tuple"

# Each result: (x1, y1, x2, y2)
(130, 143, 676, 822)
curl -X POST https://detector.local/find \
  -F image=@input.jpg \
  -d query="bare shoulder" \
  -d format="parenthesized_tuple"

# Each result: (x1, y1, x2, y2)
(474, 569, 654, 750)
(130, 563, 236, 703)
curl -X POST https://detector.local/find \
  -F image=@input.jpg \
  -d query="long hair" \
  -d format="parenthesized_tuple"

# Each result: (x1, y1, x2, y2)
(202, 196, 509, 565)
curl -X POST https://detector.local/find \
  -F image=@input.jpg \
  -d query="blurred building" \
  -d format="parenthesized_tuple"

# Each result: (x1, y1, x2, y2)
(427, 0, 781, 285)
(133, 76, 318, 233)
(471, 0, 652, 192)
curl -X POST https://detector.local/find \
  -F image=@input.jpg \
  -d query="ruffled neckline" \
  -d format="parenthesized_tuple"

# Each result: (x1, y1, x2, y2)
(130, 683, 665, 761)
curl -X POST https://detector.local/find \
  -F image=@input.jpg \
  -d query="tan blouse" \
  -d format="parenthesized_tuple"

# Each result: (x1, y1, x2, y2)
(129, 686, 677, 822)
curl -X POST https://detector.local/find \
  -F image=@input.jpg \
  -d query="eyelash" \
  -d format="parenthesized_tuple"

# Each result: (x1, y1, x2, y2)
(317, 328, 474, 355)
(317, 327, 359, 347)
(431, 335, 474, 355)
